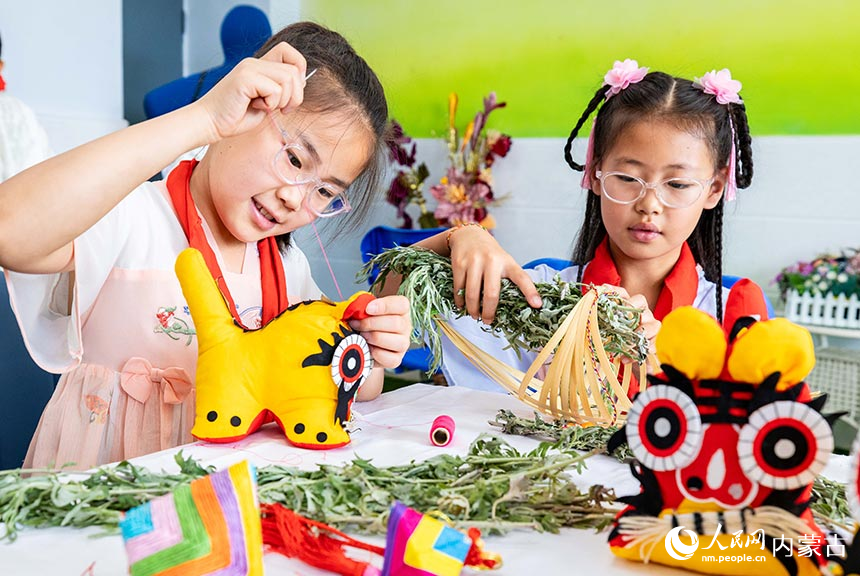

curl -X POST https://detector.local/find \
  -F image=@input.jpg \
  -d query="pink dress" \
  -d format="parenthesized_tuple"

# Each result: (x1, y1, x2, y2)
(5, 177, 321, 470)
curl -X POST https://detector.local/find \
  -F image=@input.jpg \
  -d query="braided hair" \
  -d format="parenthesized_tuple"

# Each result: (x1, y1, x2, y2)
(566, 71, 753, 323)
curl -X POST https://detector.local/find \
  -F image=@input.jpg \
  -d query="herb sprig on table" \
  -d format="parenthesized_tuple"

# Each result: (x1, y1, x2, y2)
(0, 434, 617, 542)
(359, 246, 648, 373)
(490, 409, 633, 461)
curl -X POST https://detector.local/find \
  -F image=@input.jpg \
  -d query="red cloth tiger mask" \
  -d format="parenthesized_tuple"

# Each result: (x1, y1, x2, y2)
(607, 307, 839, 576)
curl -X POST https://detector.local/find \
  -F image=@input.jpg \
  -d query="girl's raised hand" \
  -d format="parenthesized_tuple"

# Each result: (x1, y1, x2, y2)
(347, 295, 413, 370)
(195, 42, 308, 142)
(448, 226, 542, 324)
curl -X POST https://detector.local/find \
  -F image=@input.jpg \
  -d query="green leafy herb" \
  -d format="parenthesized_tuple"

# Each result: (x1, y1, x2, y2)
(359, 246, 647, 373)
(0, 454, 213, 541)
(3, 429, 852, 543)
(491, 409, 633, 461)
(0, 436, 618, 542)
(810, 475, 855, 532)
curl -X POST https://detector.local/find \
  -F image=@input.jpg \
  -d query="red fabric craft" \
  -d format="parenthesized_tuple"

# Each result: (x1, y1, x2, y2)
(608, 308, 831, 575)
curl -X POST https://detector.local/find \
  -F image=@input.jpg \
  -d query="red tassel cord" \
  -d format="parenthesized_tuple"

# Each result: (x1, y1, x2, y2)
(465, 527, 502, 570)
(261, 503, 384, 576)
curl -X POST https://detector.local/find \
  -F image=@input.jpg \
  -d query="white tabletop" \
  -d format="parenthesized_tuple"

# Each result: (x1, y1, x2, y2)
(0, 384, 851, 575)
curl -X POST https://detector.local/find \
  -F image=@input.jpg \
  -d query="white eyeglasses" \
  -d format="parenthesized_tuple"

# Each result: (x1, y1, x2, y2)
(596, 170, 715, 209)
(269, 115, 352, 218)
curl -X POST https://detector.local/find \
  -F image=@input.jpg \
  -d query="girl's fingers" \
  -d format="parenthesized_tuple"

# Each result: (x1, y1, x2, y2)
(362, 331, 410, 356)
(276, 64, 304, 112)
(253, 59, 304, 112)
(260, 41, 307, 77)
(480, 263, 504, 325)
(626, 293, 647, 309)
(618, 291, 660, 352)
(464, 266, 484, 320)
(601, 284, 629, 300)
(347, 314, 410, 336)
(199, 42, 311, 139)
(258, 42, 307, 112)
(260, 78, 285, 113)
(367, 347, 402, 370)
(643, 317, 661, 342)
(509, 267, 541, 308)
(452, 263, 467, 310)
(366, 295, 410, 316)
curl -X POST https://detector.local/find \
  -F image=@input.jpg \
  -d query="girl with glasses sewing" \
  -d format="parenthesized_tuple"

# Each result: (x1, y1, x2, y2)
(0, 22, 412, 470)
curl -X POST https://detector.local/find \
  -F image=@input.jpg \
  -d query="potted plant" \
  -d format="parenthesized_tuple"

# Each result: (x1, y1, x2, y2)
(775, 249, 860, 328)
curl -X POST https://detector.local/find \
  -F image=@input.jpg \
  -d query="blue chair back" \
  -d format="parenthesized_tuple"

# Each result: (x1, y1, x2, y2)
(360, 226, 447, 374)
(522, 257, 573, 270)
(0, 276, 56, 469)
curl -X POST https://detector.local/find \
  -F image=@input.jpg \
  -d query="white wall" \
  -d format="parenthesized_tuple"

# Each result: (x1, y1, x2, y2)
(295, 136, 860, 305)
(1, 0, 127, 152)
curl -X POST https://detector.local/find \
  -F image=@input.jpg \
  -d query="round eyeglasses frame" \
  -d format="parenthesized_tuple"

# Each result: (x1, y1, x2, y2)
(595, 170, 715, 209)
(269, 115, 352, 218)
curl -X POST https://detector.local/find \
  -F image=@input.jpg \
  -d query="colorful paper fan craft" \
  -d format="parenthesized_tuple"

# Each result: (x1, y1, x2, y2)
(120, 461, 263, 576)
(607, 307, 836, 576)
(175, 248, 375, 449)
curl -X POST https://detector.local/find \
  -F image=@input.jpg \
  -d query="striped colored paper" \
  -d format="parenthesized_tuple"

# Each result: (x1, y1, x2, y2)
(120, 461, 262, 576)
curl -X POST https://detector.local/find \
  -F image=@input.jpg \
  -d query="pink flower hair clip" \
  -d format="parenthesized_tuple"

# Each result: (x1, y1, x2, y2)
(581, 59, 649, 189)
(695, 68, 743, 201)
(694, 69, 743, 105)
(604, 59, 649, 98)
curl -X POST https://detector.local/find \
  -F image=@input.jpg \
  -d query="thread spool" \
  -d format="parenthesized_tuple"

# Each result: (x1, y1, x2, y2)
(430, 415, 455, 447)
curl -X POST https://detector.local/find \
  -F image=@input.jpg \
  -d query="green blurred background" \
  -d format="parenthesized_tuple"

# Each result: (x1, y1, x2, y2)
(305, 0, 860, 137)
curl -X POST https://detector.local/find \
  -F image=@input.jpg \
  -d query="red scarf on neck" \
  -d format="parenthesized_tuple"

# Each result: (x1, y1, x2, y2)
(166, 159, 289, 329)
(581, 238, 699, 321)
(0, 75, 6, 92)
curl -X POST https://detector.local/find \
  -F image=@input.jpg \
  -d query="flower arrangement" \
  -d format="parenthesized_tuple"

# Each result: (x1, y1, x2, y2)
(385, 120, 437, 229)
(429, 92, 512, 228)
(774, 249, 860, 301)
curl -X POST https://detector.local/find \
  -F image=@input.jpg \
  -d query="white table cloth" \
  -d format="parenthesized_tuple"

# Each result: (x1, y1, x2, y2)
(0, 384, 851, 575)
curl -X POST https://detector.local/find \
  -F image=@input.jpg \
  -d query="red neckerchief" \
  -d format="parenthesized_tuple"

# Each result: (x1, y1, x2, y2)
(0, 75, 6, 92)
(166, 159, 288, 329)
(581, 238, 699, 321)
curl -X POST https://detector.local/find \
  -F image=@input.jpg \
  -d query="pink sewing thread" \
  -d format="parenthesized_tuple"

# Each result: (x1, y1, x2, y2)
(430, 415, 455, 447)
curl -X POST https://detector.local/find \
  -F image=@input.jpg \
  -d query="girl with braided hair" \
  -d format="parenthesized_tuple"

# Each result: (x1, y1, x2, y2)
(399, 60, 769, 392)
